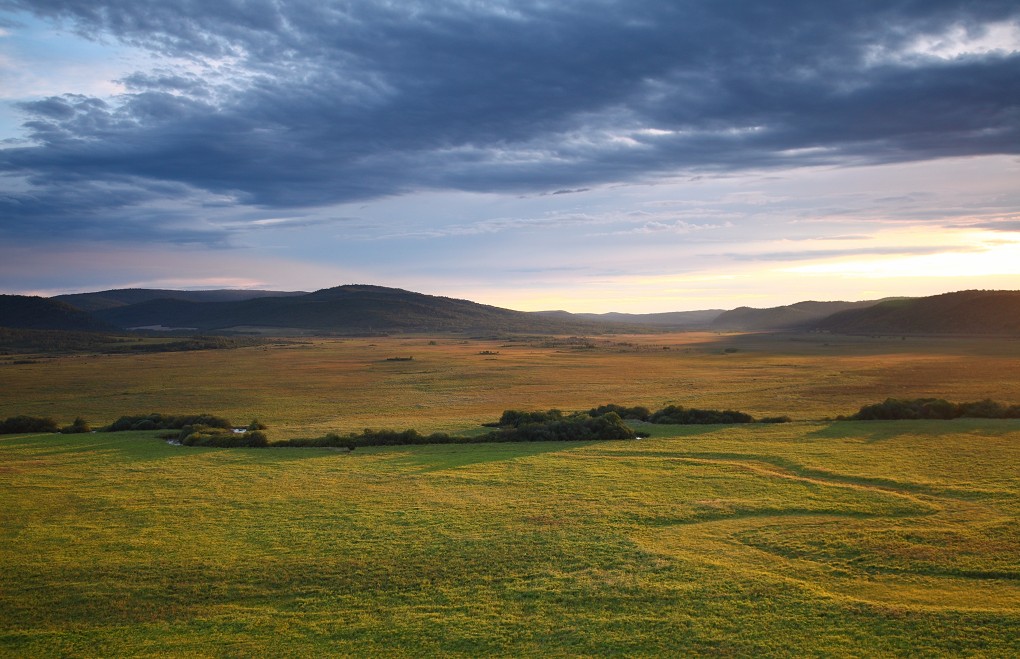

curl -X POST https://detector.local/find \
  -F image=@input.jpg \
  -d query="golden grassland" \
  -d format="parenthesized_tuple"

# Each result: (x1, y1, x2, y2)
(2, 331, 1019, 436)
(1, 332, 1019, 655)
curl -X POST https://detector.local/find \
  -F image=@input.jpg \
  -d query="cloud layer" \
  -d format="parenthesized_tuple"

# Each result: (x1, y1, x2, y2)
(1, 0, 1018, 242)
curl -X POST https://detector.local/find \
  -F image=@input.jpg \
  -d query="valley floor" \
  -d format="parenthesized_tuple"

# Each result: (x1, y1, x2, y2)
(2, 421, 1018, 656)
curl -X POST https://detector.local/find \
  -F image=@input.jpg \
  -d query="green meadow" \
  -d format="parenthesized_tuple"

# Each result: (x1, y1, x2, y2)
(1, 333, 1019, 655)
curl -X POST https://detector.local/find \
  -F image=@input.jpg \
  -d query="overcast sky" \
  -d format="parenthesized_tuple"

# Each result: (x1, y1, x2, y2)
(1, 0, 1018, 312)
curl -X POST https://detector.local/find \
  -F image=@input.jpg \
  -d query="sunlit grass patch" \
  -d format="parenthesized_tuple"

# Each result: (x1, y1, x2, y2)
(2, 421, 1019, 655)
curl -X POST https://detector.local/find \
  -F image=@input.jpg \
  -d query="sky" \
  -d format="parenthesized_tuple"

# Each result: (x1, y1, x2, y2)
(1, 1, 1019, 313)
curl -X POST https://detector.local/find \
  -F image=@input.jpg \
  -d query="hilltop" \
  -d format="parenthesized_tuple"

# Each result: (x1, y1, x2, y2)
(711, 300, 888, 331)
(55, 288, 307, 312)
(90, 284, 617, 334)
(536, 309, 723, 330)
(810, 290, 1020, 335)
(0, 295, 117, 332)
(4, 286, 1020, 337)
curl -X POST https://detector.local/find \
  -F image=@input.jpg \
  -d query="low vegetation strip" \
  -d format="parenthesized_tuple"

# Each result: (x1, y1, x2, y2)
(847, 398, 1020, 420)
(104, 413, 268, 447)
(282, 404, 787, 450)
(13, 398, 1020, 449)
(0, 403, 788, 447)
(278, 411, 639, 449)
(0, 327, 266, 355)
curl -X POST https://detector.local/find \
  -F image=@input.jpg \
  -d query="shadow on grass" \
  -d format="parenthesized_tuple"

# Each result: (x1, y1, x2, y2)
(0, 432, 612, 468)
(807, 419, 1020, 443)
(379, 439, 604, 473)
(0, 432, 170, 461)
(631, 424, 731, 440)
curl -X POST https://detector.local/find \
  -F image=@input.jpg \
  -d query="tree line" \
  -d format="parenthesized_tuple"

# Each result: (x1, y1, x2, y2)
(5, 398, 1019, 447)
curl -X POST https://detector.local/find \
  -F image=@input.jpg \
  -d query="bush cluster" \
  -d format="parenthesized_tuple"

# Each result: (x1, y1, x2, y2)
(490, 411, 637, 442)
(587, 403, 789, 425)
(588, 404, 653, 421)
(178, 427, 268, 447)
(0, 415, 59, 434)
(585, 403, 775, 425)
(647, 405, 754, 425)
(849, 398, 1020, 420)
(497, 409, 566, 427)
(279, 409, 640, 449)
(104, 413, 233, 432)
(278, 429, 466, 449)
(60, 417, 91, 434)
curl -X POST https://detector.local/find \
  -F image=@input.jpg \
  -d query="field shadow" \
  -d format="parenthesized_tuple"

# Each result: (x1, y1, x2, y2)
(0, 433, 158, 460)
(382, 440, 602, 472)
(806, 419, 1020, 443)
(635, 424, 734, 439)
(684, 331, 1014, 357)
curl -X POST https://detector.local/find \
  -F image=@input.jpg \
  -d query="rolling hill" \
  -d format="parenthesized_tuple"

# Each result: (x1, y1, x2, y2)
(0, 295, 117, 332)
(91, 285, 615, 334)
(8, 285, 1020, 336)
(711, 299, 889, 331)
(55, 288, 307, 312)
(537, 309, 723, 329)
(810, 290, 1020, 335)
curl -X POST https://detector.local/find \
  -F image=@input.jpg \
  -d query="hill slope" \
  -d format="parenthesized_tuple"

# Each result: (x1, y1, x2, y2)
(712, 300, 886, 331)
(537, 309, 723, 329)
(811, 290, 1020, 335)
(55, 288, 307, 312)
(93, 285, 614, 333)
(0, 295, 117, 332)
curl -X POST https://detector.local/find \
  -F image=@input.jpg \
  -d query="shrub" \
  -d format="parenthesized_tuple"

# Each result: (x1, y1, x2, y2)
(649, 405, 754, 425)
(488, 411, 637, 442)
(498, 409, 564, 428)
(104, 413, 233, 432)
(589, 404, 652, 421)
(0, 415, 59, 434)
(60, 416, 91, 434)
(957, 399, 1006, 419)
(852, 398, 958, 420)
(179, 427, 268, 447)
(278, 409, 640, 449)
(850, 397, 1020, 421)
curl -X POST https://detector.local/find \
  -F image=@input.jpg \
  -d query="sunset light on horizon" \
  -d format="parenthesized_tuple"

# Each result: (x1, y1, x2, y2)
(1, 1, 1018, 312)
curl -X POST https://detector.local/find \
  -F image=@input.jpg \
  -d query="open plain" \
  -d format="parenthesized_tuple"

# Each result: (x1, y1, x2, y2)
(2, 332, 1019, 655)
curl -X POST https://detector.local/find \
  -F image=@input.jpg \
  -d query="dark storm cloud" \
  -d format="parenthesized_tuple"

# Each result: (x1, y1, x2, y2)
(2, 0, 1019, 239)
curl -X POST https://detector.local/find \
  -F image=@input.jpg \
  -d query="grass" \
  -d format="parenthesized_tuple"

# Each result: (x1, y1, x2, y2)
(1, 421, 1018, 656)
(3, 331, 1020, 437)
(1, 331, 1019, 655)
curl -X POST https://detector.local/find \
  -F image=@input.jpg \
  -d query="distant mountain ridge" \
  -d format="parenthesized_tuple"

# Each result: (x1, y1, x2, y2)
(0, 295, 117, 332)
(90, 284, 615, 334)
(3, 286, 1019, 336)
(55, 288, 308, 312)
(537, 309, 723, 330)
(809, 290, 1020, 335)
(711, 299, 891, 331)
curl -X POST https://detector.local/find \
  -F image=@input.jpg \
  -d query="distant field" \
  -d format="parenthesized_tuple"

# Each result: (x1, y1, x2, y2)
(1, 422, 1017, 656)
(2, 332, 1020, 437)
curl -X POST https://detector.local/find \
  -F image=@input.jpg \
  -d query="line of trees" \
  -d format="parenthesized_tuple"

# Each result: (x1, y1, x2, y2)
(8, 398, 1019, 446)
(277, 410, 639, 449)
(847, 398, 1020, 420)
(104, 413, 267, 446)
(587, 403, 790, 425)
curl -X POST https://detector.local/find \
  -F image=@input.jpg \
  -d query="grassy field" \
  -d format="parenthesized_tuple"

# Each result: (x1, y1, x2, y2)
(2, 331, 1020, 436)
(1, 332, 1019, 655)
(1, 421, 1018, 656)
